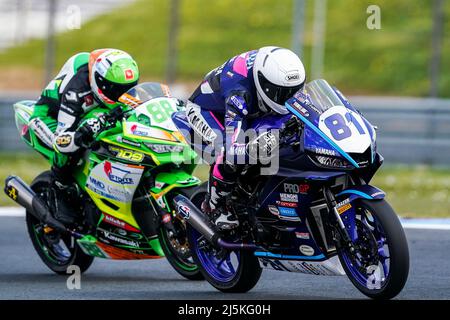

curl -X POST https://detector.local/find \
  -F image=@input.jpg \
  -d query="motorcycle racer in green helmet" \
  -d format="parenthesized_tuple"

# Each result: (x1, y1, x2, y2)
(29, 48, 139, 225)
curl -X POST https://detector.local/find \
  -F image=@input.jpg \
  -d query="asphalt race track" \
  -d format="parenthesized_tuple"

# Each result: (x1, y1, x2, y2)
(1, 213, 450, 300)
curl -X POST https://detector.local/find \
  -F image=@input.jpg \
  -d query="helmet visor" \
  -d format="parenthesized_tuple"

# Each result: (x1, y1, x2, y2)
(95, 72, 138, 102)
(258, 71, 303, 105)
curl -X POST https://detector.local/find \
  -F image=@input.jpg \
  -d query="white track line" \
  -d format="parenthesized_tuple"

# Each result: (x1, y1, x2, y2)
(0, 207, 449, 230)
(0, 207, 25, 217)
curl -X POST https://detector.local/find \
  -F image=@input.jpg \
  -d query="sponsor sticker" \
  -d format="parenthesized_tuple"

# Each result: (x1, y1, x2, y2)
(155, 181, 165, 189)
(295, 232, 310, 239)
(278, 207, 298, 217)
(55, 134, 72, 148)
(268, 205, 279, 215)
(276, 201, 297, 208)
(103, 214, 140, 232)
(178, 204, 191, 219)
(102, 231, 139, 247)
(83, 94, 94, 106)
(284, 183, 310, 194)
(314, 147, 337, 156)
(371, 191, 384, 197)
(6, 186, 18, 201)
(285, 73, 300, 81)
(299, 245, 315, 256)
(125, 69, 134, 80)
(280, 193, 298, 203)
(337, 203, 352, 214)
(162, 214, 171, 224)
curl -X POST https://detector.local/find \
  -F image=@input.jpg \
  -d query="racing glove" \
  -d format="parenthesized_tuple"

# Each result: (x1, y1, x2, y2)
(74, 116, 107, 148)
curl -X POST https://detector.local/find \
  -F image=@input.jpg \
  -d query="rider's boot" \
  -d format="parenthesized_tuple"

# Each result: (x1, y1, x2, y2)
(201, 165, 239, 230)
(49, 166, 80, 225)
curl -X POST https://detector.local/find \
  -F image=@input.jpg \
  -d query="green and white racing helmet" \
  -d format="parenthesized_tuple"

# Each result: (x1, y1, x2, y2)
(89, 48, 140, 109)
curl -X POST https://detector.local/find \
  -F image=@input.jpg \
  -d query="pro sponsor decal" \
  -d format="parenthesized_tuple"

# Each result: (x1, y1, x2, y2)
(283, 183, 310, 194)
(280, 193, 298, 203)
(299, 245, 315, 256)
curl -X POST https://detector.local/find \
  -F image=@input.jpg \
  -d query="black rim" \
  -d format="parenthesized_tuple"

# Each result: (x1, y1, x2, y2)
(30, 185, 76, 266)
(162, 214, 198, 271)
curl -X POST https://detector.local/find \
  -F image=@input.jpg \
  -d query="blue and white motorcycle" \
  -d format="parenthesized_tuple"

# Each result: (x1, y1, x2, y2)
(172, 79, 409, 299)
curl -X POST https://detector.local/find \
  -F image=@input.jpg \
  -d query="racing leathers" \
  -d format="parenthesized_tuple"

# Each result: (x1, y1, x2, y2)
(187, 50, 278, 229)
(29, 52, 107, 223)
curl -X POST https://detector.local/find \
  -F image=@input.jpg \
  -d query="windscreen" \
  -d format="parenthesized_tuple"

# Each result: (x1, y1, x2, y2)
(118, 82, 171, 108)
(302, 79, 344, 113)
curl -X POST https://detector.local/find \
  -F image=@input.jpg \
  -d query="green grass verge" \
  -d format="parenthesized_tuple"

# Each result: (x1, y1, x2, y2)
(1, 154, 449, 218)
(0, 153, 49, 207)
(0, 0, 448, 97)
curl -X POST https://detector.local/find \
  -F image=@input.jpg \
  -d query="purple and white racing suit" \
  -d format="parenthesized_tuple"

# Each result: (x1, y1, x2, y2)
(186, 49, 270, 210)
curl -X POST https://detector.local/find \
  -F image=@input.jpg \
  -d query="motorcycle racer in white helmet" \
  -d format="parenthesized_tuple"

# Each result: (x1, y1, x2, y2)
(185, 46, 306, 229)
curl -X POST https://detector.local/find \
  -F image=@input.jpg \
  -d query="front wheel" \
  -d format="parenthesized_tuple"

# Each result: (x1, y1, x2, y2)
(159, 186, 204, 280)
(337, 199, 409, 299)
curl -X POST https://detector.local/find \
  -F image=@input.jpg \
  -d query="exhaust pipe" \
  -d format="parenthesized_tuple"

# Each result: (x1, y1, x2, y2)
(173, 194, 258, 250)
(4, 175, 68, 233)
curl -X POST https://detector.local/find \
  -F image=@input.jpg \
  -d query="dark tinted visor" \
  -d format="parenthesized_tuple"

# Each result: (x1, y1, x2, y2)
(95, 72, 138, 102)
(258, 71, 303, 104)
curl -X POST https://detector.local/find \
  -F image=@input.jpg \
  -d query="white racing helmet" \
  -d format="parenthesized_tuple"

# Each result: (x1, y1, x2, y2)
(253, 46, 306, 114)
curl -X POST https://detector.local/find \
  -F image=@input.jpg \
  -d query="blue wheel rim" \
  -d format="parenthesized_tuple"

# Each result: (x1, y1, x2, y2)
(341, 208, 390, 290)
(190, 228, 240, 282)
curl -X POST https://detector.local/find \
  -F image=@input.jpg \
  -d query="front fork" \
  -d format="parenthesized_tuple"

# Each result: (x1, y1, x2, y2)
(323, 187, 357, 254)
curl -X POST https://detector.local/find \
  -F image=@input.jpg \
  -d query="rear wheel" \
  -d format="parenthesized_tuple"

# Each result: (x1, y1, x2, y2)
(26, 171, 94, 275)
(185, 185, 262, 292)
(337, 199, 409, 299)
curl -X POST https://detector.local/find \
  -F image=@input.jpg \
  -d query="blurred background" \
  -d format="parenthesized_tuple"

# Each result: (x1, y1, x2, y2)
(0, 0, 448, 217)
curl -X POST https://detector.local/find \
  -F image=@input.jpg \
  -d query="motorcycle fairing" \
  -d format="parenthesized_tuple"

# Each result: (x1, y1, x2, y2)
(85, 159, 144, 228)
(150, 171, 201, 212)
(256, 175, 336, 263)
(285, 80, 376, 168)
(258, 255, 345, 276)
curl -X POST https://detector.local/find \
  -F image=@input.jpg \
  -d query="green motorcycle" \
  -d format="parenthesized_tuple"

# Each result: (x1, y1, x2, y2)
(4, 82, 203, 280)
